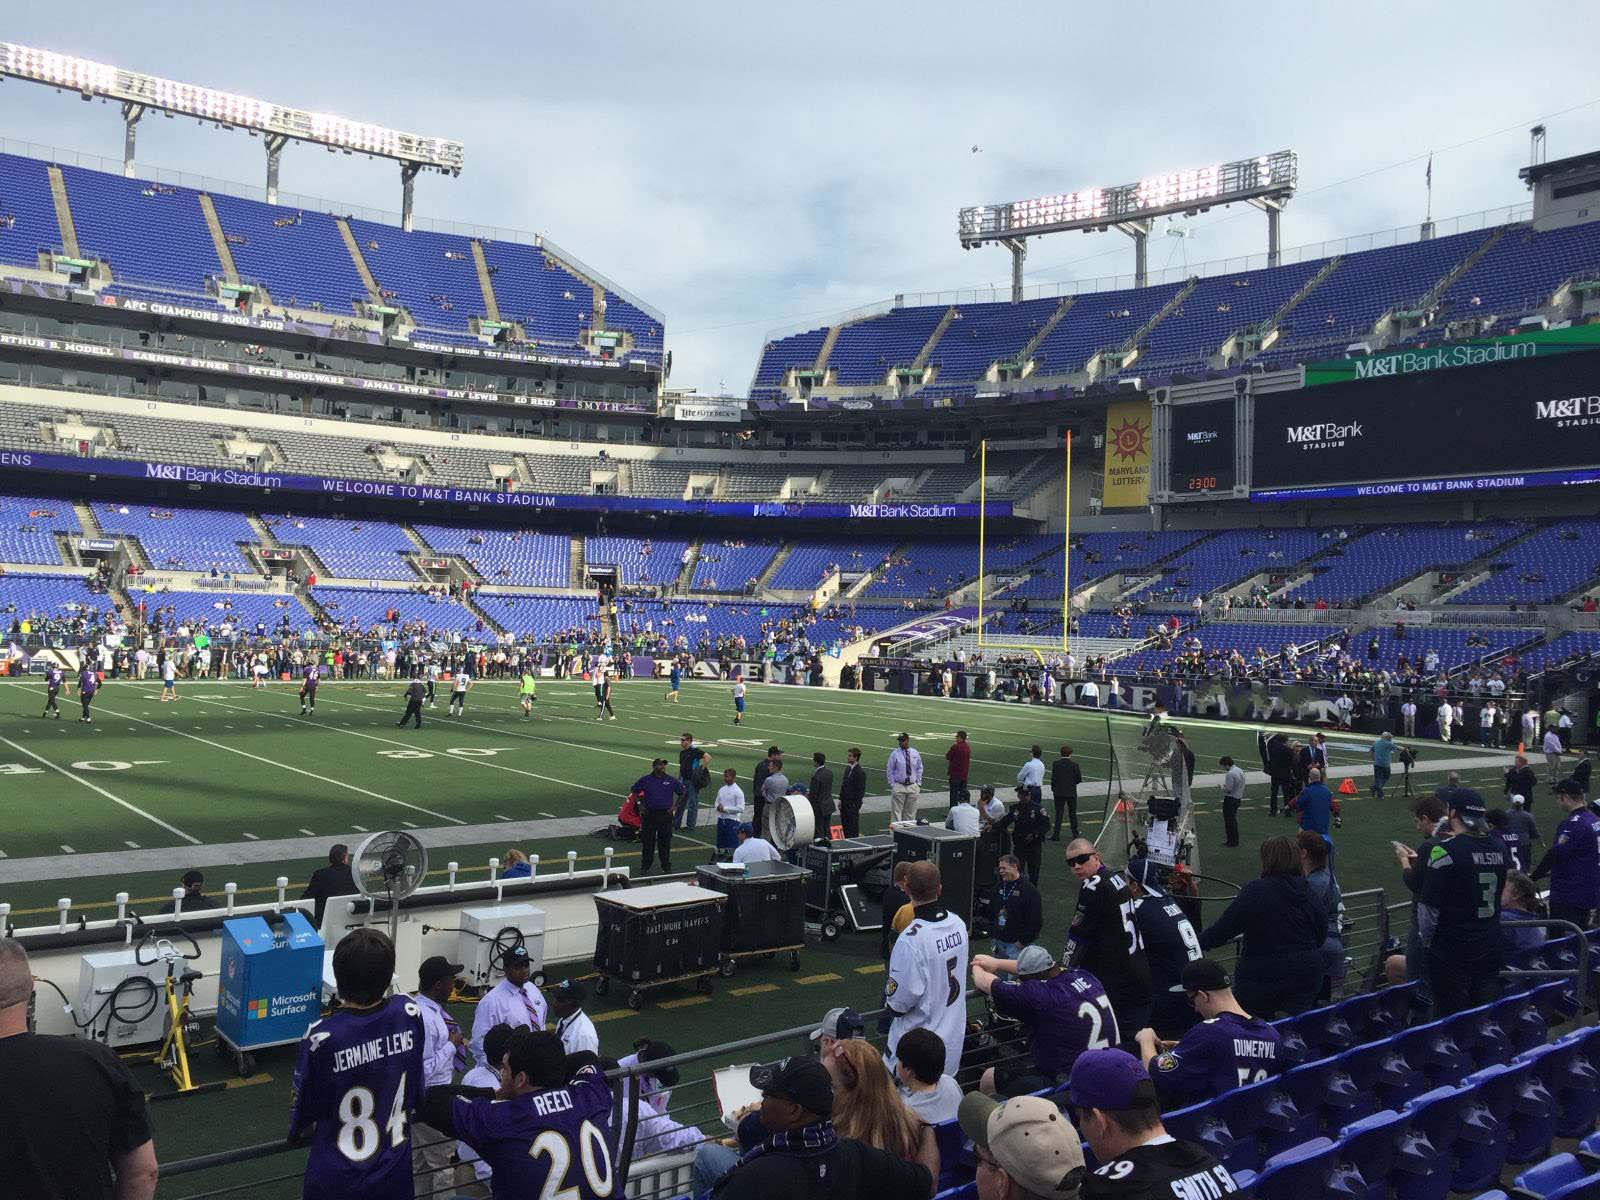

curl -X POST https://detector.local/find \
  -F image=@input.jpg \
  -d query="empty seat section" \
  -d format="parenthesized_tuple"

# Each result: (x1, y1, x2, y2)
(0, 152, 65, 266)
(207, 197, 367, 314)
(0, 495, 81, 565)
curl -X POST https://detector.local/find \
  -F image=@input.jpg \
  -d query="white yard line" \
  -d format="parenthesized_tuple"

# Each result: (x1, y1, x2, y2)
(0, 735, 202, 846)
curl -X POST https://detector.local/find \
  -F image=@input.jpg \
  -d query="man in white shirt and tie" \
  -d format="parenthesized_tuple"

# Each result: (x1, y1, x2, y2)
(468, 945, 547, 1068)
(1543, 727, 1566, 786)
(413, 955, 466, 1196)
(550, 978, 600, 1055)
(887, 732, 923, 824)
(1015, 745, 1045, 806)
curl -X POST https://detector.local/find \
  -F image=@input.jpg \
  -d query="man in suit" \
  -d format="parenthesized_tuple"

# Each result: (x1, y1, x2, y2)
(301, 844, 357, 926)
(808, 752, 836, 838)
(838, 747, 868, 837)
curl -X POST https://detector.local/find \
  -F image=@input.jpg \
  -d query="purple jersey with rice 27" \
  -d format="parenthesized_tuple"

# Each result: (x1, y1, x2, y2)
(290, 995, 425, 1200)
(450, 1063, 617, 1200)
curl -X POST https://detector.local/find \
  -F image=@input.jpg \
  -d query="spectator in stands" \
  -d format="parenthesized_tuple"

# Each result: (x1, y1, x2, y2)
(946, 731, 971, 807)
(1122, 861, 1202, 1039)
(825, 1039, 940, 1182)
(972, 944, 1118, 1097)
(839, 747, 868, 838)
(1420, 790, 1511, 1015)
(1050, 745, 1082, 841)
(1500, 870, 1548, 955)
(957, 1092, 1086, 1200)
(1532, 778, 1600, 930)
(1298, 831, 1345, 1002)
(811, 1006, 865, 1056)
(1135, 959, 1281, 1108)
(1199, 835, 1326, 1018)
(881, 861, 912, 960)
(892, 1028, 962, 1125)
(300, 843, 357, 926)
(1066, 1048, 1239, 1197)
(501, 848, 531, 879)
(705, 1056, 932, 1200)
(0, 939, 160, 1200)
(1064, 840, 1152, 1035)
(1506, 794, 1543, 868)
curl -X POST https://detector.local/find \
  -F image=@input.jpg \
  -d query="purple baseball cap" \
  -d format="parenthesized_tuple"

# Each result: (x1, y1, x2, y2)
(1066, 1049, 1154, 1110)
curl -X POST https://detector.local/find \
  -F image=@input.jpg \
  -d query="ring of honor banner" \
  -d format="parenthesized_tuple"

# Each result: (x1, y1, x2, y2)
(1102, 398, 1153, 508)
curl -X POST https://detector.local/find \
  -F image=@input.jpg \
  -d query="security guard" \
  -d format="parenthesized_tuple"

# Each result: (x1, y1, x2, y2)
(1419, 789, 1511, 1016)
(1064, 840, 1153, 1038)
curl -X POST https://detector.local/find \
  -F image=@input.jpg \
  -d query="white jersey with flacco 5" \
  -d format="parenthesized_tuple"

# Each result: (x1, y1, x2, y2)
(884, 903, 969, 1078)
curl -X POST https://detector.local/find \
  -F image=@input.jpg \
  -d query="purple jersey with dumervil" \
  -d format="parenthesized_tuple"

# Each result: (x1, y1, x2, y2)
(450, 1063, 617, 1200)
(290, 995, 425, 1200)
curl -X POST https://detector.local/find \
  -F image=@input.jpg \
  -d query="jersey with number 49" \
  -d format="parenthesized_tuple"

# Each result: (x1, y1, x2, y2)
(450, 1063, 617, 1200)
(289, 995, 425, 1200)
(885, 903, 969, 1078)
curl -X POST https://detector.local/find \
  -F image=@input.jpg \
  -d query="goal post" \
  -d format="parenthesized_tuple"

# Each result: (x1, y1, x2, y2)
(975, 433, 1072, 656)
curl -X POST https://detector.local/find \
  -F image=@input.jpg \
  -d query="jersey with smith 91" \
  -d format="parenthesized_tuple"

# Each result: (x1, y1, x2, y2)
(290, 995, 426, 1200)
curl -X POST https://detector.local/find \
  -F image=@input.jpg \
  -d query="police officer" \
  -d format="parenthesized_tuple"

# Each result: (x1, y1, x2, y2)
(1064, 840, 1153, 1039)
(1531, 778, 1600, 929)
(1419, 789, 1511, 1016)
(396, 670, 426, 729)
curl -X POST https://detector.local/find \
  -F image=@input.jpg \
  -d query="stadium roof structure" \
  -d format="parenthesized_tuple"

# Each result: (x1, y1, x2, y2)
(0, 41, 463, 230)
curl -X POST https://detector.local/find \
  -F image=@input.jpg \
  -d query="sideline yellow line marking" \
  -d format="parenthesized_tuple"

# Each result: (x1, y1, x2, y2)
(731, 984, 781, 996)
(855, 964, 886, 975)
(795, 973, 842, 985)
(659, 995, 714, 1010)
(592, 1009, 639, 1024)
(224, 1073, 275, 1090)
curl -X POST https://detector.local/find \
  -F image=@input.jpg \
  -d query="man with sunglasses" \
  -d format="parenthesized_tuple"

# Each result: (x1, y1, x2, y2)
(1132, 959, 1281, 1109)
(1063, 840, 1152, 1042)
(1067, 1049, 1238, 1199)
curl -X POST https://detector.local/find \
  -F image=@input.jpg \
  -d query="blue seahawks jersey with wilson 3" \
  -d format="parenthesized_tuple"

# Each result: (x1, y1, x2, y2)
(289, 995, 425, 1200)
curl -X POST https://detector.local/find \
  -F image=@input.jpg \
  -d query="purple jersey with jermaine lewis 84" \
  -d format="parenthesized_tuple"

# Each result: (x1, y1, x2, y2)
(450, 1062, 617, 1200)
(290, 995, 425, 1200)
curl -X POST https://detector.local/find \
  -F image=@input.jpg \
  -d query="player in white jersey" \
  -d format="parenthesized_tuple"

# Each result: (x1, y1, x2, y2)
(732, 678, 747, 726)
(884, 860, 969, 1079)
(252, 651, 269, 688)
(427, 659, 443, 708)
(449, 669, 472, 716)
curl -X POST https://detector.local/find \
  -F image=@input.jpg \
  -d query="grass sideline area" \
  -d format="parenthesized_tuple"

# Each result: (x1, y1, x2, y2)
(0, 677, 1529, 1196)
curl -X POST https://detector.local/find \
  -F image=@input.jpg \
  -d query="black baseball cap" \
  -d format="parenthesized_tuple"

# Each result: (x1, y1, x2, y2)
(1173, 959, 1231, 994)
(1557, 777, 1586, 797)
(750, 1056, 833, 1117)
(552, 978, 587, 1004)
(181, 869, 205, 888)
(419, 955, 464, 990)
(1446, 788, 1488, 823)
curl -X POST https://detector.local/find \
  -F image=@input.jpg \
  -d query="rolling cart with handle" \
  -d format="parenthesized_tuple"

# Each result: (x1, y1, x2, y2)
(592, 882, 725, 1010)
(695, 860, 808, 976)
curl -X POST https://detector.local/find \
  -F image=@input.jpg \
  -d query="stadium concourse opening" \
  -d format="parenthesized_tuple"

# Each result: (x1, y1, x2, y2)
(3, 31, 1600, 1200)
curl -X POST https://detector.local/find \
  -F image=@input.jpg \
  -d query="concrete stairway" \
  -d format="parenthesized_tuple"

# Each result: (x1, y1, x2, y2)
(1017, 297, 1074, 369)
(470, 240, 501, 322)
(45, 166, 81, 259)
(197, 194, 240, 285)
(910, 306, 957, 370)
(335, 218, 383, 302)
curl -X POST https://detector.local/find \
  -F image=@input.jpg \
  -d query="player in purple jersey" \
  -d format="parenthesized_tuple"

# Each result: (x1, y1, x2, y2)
(290, 928, 425, 1200)
(41, 665, 63, 719)
(1136, 959, 1281, 1107)
(420, 1030, 617, 1200)
(301, 662, 320, 716)
(77, 666, 98, 723)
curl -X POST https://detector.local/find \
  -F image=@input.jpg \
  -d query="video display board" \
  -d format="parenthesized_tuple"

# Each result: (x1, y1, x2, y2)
(1167, 400, 1236, 494)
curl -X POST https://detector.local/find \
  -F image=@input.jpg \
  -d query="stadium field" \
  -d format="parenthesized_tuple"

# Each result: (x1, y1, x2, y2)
(0, 677, 1525, 1196)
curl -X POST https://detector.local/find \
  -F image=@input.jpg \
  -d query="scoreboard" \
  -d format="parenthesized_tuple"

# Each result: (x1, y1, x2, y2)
(1167, 400, 1237, 495)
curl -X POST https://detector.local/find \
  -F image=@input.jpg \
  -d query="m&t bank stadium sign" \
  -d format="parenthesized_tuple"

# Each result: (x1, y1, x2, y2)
(1303, 324, 1600, 387)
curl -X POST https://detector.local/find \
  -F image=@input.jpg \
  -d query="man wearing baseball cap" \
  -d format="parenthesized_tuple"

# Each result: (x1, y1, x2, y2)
(469, 944, 547, 1069)
(1066, 1048, 1237, 1197)
(1133, 959, 1281, 1108)
(971, 944, 1118, 1098)
(958, 1092, 1085, 1200)
(707, 1056, 932, 1200)
(551, 979, 599, 1055)
(413, 956, 466, 1195)
(810, 1006, 865, 1056)
(1420, 788, 1512, 1016)
(1532, 777, 1600, 931)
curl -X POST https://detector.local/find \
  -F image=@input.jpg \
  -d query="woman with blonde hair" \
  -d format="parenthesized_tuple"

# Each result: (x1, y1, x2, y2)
(501, 847, 531, 879)
(823, 1038, 940, 1192)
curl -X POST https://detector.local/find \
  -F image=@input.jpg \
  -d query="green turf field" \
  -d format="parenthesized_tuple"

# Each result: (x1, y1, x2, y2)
(0, 677, 1526, 1196)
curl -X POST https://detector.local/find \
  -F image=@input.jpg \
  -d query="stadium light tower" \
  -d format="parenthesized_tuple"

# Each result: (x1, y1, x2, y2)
(0, 42, 464, 231)
(959, 150, 1298, 298)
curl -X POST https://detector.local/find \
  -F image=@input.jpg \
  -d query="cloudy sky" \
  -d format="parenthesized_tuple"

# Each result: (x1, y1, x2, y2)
(6, 3, 1600, 393)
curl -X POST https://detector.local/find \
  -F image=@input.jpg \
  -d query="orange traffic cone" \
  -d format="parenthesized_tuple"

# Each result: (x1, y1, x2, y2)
(1337, 778, 1358, 795)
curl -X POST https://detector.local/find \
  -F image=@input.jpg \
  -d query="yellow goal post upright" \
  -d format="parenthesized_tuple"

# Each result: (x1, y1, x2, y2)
(974, 432, 1071, 660)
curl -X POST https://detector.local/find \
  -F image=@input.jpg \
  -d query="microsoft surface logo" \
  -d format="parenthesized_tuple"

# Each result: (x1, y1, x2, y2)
(247, 998, 270, 1019)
